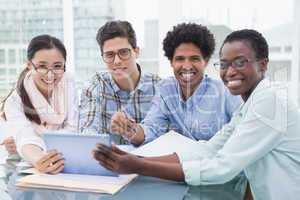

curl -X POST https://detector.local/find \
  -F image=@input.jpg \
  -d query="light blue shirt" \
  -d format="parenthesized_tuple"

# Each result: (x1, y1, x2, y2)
(177, 79, 300, 200)
(141, 75, 241, 143)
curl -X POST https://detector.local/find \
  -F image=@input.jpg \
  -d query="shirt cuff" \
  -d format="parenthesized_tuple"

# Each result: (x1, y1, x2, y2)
(140, 124, 155, 145)
(176, 141, 213, 162)
(180, 160, 202, 186)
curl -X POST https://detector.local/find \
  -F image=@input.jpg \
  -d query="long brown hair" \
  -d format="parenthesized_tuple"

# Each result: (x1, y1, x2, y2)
(1, 34, 67, 124)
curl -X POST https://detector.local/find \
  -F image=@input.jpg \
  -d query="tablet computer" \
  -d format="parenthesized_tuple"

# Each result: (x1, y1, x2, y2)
(42, 132, 117, 176)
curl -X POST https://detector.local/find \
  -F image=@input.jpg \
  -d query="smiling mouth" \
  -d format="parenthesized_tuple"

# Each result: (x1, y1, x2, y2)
(113, 67, 127, 71)
(179, 71, 196, 81)
(227, 80, 243, 88)
(42, 79, 55, 84)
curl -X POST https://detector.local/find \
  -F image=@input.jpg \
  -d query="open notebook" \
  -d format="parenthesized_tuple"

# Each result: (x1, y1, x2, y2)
(16, 131, 195, 194)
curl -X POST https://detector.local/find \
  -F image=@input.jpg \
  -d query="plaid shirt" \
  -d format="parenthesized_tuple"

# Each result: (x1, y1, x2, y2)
(79, 66, 160, 144)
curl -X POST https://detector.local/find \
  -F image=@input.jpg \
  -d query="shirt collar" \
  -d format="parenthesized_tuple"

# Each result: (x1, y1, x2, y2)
(237, 78, 268, 114)
(177, 74, 209, 102)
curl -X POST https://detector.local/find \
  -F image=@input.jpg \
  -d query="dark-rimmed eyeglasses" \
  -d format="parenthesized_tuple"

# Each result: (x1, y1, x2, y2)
(102, 48, 132, 64)
(30, 61, 65, 75)
(214, 57, 258, 71)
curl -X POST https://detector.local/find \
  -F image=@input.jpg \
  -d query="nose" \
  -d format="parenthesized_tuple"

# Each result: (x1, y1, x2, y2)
(113, 54, 122, 65)
(225, 65, 238, 77)
(182, 59, 193, 69)
(46, 70, 55, 79)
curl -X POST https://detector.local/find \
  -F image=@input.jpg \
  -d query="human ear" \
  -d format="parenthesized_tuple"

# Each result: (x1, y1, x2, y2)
(26, 61, 33, 70)
(259, 58, 268, 73)
(133, 47, 140, 58)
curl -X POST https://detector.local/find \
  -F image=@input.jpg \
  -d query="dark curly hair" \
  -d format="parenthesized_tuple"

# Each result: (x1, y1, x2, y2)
(96, 20, 137, 53)
(220, 29, 269, 60)
(163, 23, 215, 61)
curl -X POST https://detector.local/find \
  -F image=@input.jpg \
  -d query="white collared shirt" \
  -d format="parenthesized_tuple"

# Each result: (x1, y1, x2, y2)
(177, 79, 300, 200)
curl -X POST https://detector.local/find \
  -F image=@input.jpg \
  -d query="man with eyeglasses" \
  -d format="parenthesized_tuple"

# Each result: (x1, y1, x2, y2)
(79, 20, 160, 144)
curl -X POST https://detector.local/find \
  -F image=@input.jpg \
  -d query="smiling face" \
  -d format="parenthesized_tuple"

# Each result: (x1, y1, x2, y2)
(28, 48, 65, 97)
(171, 43, 208, 100)
(220, 41, 267, 101)
(102, 37, 139, 84)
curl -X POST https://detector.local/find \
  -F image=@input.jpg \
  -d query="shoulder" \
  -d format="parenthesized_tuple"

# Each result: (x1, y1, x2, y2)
(205, 76, 226, 90)
(155, 76, 178, 95)
(141, 72, 161, 84)
(5, 90, 21, 105)
(81, 72, 111, 95)
(3, 89, 22, 113)
(157, 76, 176, 87)
(249, 80, 284, 107)
(245, 80, 291, 131)
(205, 76, 238, 98)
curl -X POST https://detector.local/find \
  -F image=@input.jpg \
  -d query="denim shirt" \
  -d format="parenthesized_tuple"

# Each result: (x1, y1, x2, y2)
(141, 75, 241, 143)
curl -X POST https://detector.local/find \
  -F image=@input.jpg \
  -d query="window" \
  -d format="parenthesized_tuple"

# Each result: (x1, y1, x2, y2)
(284, 46, 292, 53)
(269, 46, 281, 53)
(8, 49, 16, 64)
(0, 68, 6, 75)
(0, 49, 5, 64)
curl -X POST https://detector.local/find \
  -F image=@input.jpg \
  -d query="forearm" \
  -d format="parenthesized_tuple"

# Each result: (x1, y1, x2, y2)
(145, 153, 180, 163)
(21, 144, 45, 165)
(137, 158, 185, 182)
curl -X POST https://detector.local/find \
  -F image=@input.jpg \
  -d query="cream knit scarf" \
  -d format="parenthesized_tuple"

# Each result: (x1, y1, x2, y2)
(23, 70, 67, 133)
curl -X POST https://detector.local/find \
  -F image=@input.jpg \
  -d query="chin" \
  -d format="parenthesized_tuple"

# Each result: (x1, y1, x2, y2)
(227, 88, 242, 96)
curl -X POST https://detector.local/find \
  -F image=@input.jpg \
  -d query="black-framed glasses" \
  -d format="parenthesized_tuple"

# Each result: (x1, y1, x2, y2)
(214, 57, 258, 71)
(102, 48, 132, 64)
(30, 61, 65, 75)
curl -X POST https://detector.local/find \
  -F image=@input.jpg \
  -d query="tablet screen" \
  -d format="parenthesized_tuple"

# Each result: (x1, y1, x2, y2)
(43, 132, 117, 176)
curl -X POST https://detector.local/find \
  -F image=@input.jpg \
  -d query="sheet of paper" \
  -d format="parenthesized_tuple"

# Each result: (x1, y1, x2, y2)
(132, 131, 197, 157)
(17, 173, 138, 194)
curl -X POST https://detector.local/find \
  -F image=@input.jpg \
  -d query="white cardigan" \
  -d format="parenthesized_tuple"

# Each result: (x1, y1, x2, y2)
(3, 75, 78, 158)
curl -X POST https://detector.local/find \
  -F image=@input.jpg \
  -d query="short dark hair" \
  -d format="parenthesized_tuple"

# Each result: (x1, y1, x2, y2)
(96, 20, 137, 53)
(163, 23, 215, 61)
(220, 29, 269, 60)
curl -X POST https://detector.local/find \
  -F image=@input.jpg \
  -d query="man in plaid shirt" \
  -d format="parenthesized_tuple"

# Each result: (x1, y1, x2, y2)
(79, 20, 160, 144)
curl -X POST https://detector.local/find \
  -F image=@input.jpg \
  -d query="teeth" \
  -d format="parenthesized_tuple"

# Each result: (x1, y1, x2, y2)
(43, 79, 54, 84)
(227, 80, 242, 87)
(182, 74, 193, 79)
(114, 68, 126, 71)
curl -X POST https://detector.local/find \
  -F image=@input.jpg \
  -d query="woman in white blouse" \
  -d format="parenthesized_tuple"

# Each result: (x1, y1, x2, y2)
(2, 34, 77, 174)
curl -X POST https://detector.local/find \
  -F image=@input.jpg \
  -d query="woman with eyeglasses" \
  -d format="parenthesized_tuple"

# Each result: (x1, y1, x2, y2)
(93, 29, 300, 199)
(1, 34, 77, 175)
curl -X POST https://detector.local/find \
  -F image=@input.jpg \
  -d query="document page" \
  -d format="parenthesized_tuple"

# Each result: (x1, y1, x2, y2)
(132, 131, 197, 157)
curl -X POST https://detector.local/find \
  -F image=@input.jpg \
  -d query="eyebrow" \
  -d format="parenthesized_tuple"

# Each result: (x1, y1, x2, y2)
(103, 48, 131, 53)
(220, 55, 247, 61)
(35, 61, 64, 65)
(174, 55, 202, 58)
